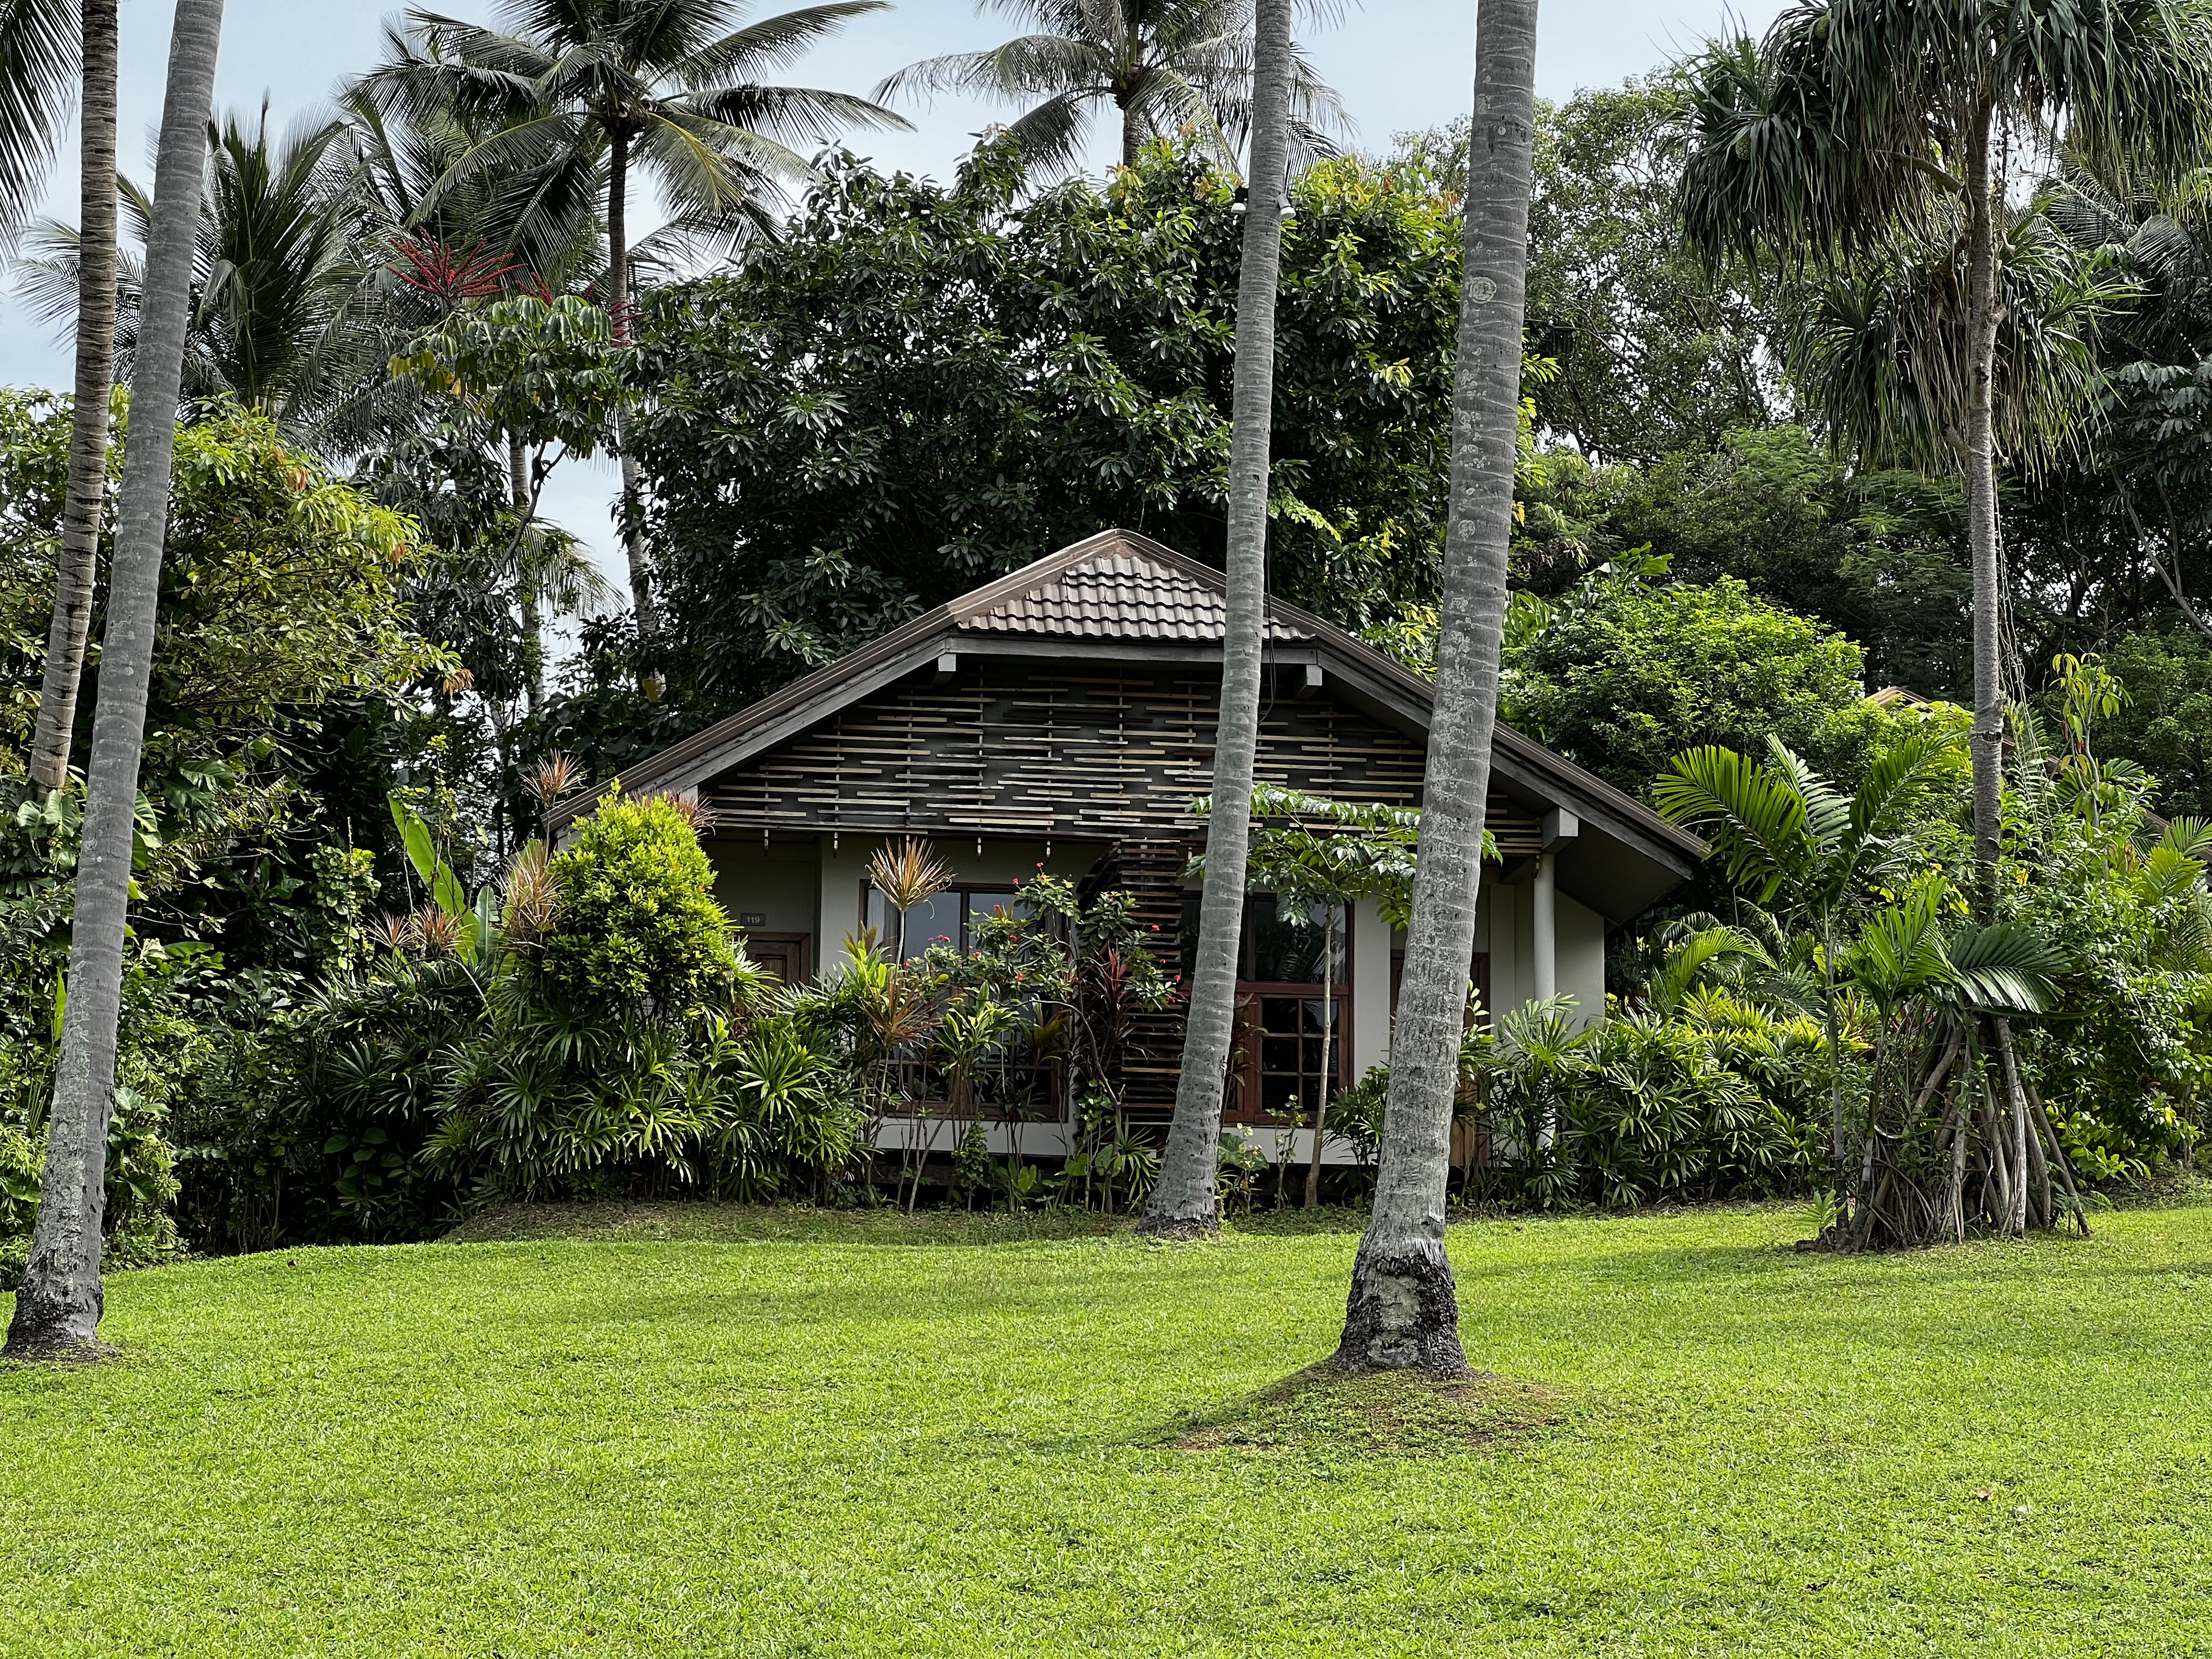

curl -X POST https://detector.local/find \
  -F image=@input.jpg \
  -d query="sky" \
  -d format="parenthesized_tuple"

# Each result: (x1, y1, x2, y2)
(0, 0, 1792, 585)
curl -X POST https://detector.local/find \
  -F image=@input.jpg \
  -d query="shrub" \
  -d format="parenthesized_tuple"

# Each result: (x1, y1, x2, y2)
(542, 793, 738, 1011)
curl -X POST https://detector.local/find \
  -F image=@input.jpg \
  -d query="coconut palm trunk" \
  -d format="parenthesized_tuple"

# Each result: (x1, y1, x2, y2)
(508, 427, 546, 718)
(1333, 0, 1537, 1375)
(6, 0, 225, 1359)
(604, 124, 658, 645)
(1962, 112, 2004, 909)
(25, 0, 121, 794)
(1138, 0, 1293, 1239)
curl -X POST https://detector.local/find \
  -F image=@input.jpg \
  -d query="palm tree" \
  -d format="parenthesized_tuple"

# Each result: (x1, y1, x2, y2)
(1677, 0, 2212, 911)
(19, 106, 378, 435)
(1136, 0, 1295, 1241)
(6, 0, 226, 1360)
(1653, 729, 1966, 1189)
(1330, 0, 1537, 1378)
(12, 0, 121, 796)
(361, 0, 905, 645)
(876, 0, 1348, 178)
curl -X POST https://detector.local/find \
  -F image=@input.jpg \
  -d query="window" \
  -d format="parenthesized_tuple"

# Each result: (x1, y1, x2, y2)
(1180, 895, 1349, 983)
(858, 883, 1053, 1116)
(1180, 894, 1353, 1124)
(1251, 993, 1343, 1121)
(862, 884, 1021, 962)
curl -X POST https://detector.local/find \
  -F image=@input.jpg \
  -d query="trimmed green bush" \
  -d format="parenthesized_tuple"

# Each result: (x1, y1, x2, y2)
(542, 793, 738, 1011)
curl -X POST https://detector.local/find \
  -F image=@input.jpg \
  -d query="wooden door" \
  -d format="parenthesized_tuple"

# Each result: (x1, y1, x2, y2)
(742, 932, 810, 985)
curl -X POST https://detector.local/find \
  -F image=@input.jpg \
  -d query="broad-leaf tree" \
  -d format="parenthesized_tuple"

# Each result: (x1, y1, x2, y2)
(874, 0, 1347, 176)
(362, 0, 904, 644)
(1138, 0, 1293, 1240)
(6, 0, 226, 1359)
(1333, 0, 1538, 1376)
(1678, 0, 2212, 909)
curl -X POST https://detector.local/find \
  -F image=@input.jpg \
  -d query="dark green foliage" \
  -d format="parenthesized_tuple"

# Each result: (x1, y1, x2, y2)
(1504, 562, 1905, 798)
(1485, 1008, 1824, 1212)
(1396, 78, 1782, 462)
(176, 954, 479, 1250)
(2083, 629, 2212, 823)
(1589, 426, 1973, 700)
(620, 145, 1463, 718)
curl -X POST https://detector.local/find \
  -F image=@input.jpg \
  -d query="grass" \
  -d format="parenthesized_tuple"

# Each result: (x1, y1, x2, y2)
(6, 1199, 2212, 1657)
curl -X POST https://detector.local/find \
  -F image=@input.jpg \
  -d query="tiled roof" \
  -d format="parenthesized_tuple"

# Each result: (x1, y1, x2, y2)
(953, 541, 1309, 643)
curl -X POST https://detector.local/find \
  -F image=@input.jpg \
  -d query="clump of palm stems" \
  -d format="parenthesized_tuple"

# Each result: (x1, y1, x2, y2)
(1826, 878, 2074, 1249)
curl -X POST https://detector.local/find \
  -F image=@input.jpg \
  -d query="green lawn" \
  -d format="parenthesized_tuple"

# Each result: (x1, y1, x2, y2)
(6, 1198, 2212, 1657)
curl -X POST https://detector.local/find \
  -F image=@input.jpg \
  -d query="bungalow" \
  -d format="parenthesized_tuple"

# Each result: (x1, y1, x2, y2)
(551, 529, 1704, 1164)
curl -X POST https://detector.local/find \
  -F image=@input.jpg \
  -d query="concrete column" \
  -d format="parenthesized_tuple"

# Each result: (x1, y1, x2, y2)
(1532, 851, 1557, 1006)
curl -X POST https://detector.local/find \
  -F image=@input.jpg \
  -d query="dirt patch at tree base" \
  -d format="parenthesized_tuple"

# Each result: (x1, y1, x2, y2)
(1167, 1363, 1565, 1458)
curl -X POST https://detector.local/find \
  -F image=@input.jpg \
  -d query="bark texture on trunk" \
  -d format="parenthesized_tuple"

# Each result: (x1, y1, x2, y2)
(604, 124, 658, 645)
(27, 0, 122, 793)
(1138, 0, 1294, 1239)
(1334, 0, 1538, 1376)
(6, 0, 225, 1359)
(1963, 111, 2004, 912)
(509, 427, 544, 717)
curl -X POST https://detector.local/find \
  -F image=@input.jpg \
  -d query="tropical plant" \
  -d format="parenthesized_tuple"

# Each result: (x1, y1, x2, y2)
(7, 0, 226, 1359)
(1655, 727, 1967, 1183)
(19, 107, 383, 437)
(864, 836, 954, 961)
(389, 292, 625, 712)
(1677, 0, 2212, 908)
(541, 790, 739, 1010)
(1335, 0, 1537, 1379)
(362, 0, 906, 641)
(1141, 0, 1293, 1240)
(874, 0, 1347, 176)
(1504, 559, 1919, 799)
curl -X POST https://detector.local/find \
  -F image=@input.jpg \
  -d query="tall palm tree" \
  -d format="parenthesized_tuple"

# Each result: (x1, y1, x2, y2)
(361, 0, 905, 644)
(1135, 0, 1295, 1240)
(6, 0, 226, 1360)
(19, 106, 377, 435)
(1678, 0, 2212, 910)
(876, 0, 1348, 178)
(1331, 0, 1538, 1377)
(11, 0, 121, 796)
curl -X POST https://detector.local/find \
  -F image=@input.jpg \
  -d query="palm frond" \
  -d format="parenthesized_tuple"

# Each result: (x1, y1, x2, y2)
(1653, 745, 1815, 901)
(0, 0, 75, 238)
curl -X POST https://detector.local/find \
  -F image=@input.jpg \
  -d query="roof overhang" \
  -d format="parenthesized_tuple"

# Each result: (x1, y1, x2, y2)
(550, 530, 1706, 923)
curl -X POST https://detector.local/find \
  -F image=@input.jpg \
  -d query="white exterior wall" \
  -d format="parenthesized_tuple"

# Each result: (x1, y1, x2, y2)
(1557, 891, 1606, 1029)
(1348, 895, 1392, 1079)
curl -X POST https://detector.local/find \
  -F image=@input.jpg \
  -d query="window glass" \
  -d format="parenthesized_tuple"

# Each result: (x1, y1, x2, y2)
(865, 888, 964, 961)
(966, 889, 1019, 936)
(1177, 894, 1348, 983)
(864, 885, 1026, 961)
